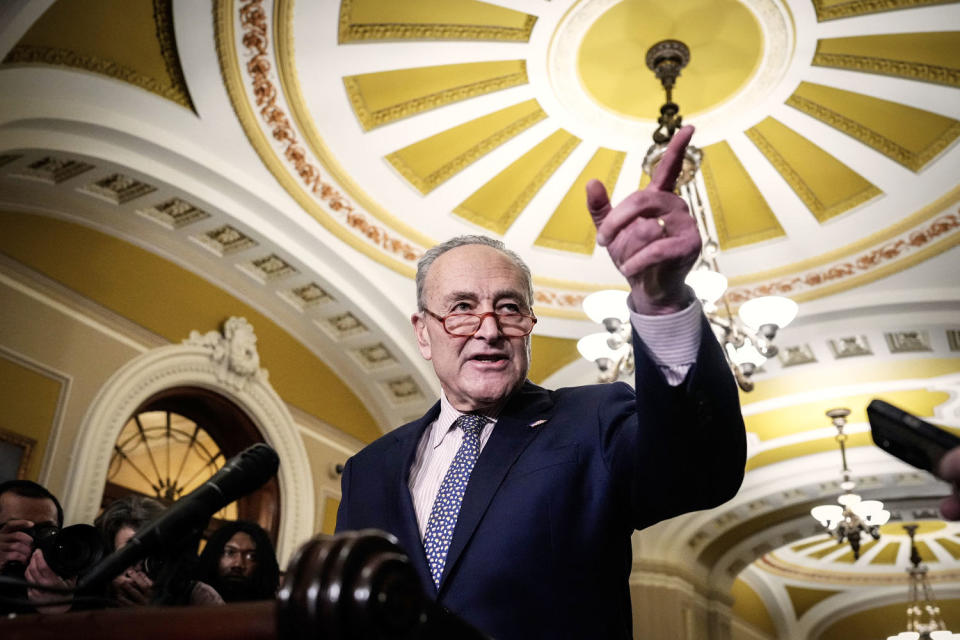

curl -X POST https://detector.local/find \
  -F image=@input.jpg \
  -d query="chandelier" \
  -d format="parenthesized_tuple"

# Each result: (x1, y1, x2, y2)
(577, 40, 797, 390)
(887, 524, 955, 640)
(810, 408, 890, 559)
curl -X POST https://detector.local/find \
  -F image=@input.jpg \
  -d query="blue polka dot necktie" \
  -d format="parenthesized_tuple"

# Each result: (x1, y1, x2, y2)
(422, 413, 486, 587)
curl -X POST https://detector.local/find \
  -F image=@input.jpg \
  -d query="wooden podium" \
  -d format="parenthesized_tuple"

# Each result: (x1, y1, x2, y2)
(0, 530, 490, 640)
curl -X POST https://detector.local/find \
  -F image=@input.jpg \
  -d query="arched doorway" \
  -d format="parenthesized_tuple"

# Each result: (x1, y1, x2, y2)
(103, 386, 280, 542)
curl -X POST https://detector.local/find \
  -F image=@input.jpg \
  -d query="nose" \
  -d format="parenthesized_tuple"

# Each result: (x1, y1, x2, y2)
(473, 312, 503, 340)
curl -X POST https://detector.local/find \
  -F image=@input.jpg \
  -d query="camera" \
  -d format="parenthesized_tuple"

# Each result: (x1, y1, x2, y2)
(26, 523, 104, 578)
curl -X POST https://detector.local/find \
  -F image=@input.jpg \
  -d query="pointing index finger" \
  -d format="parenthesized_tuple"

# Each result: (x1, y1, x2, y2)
(648, 125, 694, 193)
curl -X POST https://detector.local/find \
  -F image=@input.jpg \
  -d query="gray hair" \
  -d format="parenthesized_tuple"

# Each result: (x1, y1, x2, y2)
(416, 235, 534, 311)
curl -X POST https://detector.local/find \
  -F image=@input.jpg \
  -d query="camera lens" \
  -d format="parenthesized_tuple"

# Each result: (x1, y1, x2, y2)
(35, 524, 105, 578)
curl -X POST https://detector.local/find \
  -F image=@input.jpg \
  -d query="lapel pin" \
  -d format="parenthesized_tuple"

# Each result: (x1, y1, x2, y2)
(529, 419, 547, 428)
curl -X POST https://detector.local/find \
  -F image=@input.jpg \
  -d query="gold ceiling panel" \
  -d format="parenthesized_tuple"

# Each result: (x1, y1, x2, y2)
(534, 147, 626, 254)
(785, 585, 842, 617)
(745, 431, 872, 472)
(744, 389, 950, 442)
(454, 129, 581, 235)
(742, 358, 960, 405)
(793, 538, 831, 553)
(730, 579, 777, 637)
(700, 140, 784, 250)
(3, 0, 194, 110)
(833, 539, 880, 562)
(870, 540, 901, 564)
(746, 117, 881, 222)
(338, 0, 536, 43)
(344, 60, 529, 131)
(940, 536, 960, 559)
(527, 334, 583, 385)
(813, 31, 960, 88)
(808, 542, 846, 559)
(386, 98, 546, 194)
(788, 81, 960, 172)
(812, 0, 959, 21)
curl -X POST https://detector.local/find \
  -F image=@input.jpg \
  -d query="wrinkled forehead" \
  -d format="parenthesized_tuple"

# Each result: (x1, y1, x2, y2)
(423, 245, 529, 304)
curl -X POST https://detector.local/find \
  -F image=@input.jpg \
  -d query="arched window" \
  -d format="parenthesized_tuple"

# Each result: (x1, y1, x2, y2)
(103, 386, 280, 541)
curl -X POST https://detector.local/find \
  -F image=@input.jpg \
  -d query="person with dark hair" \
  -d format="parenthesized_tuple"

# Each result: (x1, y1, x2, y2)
(0, 479, 72, 614)
(93, 495, 223, 607)
(196, 520, 279, 602)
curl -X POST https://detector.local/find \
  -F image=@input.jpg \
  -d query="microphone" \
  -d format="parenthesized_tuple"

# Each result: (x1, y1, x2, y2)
(79, 443, 279, 591)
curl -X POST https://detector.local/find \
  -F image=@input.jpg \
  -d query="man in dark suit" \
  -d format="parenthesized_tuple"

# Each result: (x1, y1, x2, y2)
(336, 127, 746, 639)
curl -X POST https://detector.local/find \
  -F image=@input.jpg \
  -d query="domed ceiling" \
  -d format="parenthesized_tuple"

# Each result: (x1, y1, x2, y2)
(1, 0, 959, 638)
(217, 0, 960, 315)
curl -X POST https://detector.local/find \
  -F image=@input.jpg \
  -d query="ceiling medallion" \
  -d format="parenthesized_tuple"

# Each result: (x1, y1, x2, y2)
(543, 0, 794, 147)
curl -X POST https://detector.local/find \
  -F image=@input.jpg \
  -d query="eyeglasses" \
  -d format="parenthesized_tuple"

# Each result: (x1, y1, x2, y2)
(222, 547, 257, 563)
(423, 308, 537, 337)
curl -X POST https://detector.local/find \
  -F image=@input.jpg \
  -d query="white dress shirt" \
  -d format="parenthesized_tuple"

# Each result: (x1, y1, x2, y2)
(407, 299, 703, 536)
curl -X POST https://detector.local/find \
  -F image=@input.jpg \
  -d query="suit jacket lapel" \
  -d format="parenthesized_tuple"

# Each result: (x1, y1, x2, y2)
(438, 382, 554, 593)
(390, 403, 440, 593)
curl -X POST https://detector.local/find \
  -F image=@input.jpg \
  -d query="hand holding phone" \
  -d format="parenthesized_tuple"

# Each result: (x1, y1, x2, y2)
(867, 399, 960, 474)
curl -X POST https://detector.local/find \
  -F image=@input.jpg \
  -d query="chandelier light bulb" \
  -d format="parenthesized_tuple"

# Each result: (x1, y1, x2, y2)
(685, 265, 728, 304)
(852, 500, 884, 519)
(577, 332, 628, 363)
(729, 341, 766, 367)
(837, 493, 862, 507)
(897, 633, 920, 640)
(929, 631, 953, 639)
(582, 290, 630, 324)
(811, 504, 843, 527)
(738, 295, 798, 333)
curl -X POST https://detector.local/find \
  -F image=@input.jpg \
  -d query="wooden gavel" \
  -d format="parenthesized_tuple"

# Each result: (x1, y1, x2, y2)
(0, 529, 490, 640)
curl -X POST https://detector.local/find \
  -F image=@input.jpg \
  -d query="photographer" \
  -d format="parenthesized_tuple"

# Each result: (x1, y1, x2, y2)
(0, 480, 73, 614)
(94, 496, 222, 607)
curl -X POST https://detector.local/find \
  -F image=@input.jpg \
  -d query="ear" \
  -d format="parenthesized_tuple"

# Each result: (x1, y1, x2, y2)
(411, 312, 432, 361)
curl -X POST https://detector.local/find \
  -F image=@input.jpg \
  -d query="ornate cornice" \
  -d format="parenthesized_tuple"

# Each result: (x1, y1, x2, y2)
(215, 0, 424, 274)
(787, 93, 960, 172)
(812, 51, 960, 88)
(726, 210, 960, 304)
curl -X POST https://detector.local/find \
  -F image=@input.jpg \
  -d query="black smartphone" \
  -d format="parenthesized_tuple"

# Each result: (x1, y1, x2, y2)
(867, 399, 960, 474)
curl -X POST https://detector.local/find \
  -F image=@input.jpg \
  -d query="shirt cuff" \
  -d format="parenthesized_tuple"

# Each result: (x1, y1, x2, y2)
(628, 296, 702, 370)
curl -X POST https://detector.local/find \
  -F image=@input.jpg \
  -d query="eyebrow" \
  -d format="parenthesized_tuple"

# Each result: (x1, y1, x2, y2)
(441, 289, 527, 305)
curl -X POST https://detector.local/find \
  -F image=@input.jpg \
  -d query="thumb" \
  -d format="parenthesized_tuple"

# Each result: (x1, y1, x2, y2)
(586, 179, 611, 228)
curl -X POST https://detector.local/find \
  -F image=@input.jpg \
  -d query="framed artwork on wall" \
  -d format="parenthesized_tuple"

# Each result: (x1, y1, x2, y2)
(0, 427, 35, 481)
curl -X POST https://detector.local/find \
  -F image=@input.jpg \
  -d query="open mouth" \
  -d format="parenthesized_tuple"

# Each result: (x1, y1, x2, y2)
(471, 354, 508, 364)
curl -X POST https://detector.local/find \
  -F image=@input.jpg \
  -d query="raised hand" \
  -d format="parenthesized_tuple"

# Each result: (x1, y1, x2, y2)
(586, 125, 701, 314)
